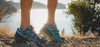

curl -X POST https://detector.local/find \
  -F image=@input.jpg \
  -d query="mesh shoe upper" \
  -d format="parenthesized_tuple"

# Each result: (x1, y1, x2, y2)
(47, 24, 65, 41)
(40, 23, 65, 42)
(15, 25, 48, 45)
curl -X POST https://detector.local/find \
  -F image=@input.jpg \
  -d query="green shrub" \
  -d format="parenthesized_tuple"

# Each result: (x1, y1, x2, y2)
(67, 0, 100, 36)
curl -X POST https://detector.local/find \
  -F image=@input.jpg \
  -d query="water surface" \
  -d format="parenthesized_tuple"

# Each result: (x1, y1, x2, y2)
(0, 0, 73, 35)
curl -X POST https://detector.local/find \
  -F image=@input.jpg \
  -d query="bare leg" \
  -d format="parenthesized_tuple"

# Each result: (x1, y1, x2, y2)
(15, 0, 48, 45)
(47, 0, 58, 26)
(20, 0, 33, 30)
(40, 0, 64, 42)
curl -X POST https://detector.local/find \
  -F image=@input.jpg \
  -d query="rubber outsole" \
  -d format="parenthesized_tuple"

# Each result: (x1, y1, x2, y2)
(40, 31, 54, 42)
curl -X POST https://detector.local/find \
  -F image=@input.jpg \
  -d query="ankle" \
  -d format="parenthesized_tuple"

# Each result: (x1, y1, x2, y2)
(47, 22, 56, 26)
(20, 25, 29, 30)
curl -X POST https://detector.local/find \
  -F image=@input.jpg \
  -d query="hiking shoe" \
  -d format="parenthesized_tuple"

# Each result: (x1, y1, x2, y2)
(15, 25, 48, 46)
(40, 23, 65, 42)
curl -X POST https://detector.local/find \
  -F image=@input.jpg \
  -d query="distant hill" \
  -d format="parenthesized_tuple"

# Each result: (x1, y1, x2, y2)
(0, 0, 17, 21)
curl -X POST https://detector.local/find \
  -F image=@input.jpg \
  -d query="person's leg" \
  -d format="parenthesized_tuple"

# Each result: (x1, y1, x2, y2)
(47, 0, 58, 26)
(40, 0, 65, 42)
(20, 0, 33, 30)
(15, 0, 48, 45)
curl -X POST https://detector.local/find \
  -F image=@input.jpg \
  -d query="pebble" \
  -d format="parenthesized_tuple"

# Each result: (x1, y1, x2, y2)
(1, 34, 100, 47)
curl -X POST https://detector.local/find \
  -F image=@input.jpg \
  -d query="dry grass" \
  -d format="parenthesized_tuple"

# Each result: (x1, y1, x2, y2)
(61, 30, 95, 39)
(0, 26, 15, 37)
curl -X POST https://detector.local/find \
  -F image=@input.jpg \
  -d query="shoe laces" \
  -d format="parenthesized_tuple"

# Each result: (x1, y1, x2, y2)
(19, 27, 41, 41)
(47, 24, 60, 37)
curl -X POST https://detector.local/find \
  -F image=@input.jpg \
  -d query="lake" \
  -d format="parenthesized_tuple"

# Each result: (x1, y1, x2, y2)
(0, 0, 74, 35)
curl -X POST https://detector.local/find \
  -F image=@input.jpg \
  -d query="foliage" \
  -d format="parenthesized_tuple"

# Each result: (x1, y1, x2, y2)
(67, 0, 100, 36)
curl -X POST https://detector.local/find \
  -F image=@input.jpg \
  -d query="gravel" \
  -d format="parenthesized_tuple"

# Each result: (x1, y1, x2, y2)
(1, 34, 100, 47)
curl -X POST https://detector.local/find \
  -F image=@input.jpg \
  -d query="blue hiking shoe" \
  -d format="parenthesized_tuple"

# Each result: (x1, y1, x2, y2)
(40, 23, 65, 42)
(15, 25, 48, 46)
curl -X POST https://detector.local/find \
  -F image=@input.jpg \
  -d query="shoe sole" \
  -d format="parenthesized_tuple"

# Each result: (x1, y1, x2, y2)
(40, 28, 63, 42)
(15, 37, 48, 46)
(14, 37, 30, 44)
(40, 31, 54, 42)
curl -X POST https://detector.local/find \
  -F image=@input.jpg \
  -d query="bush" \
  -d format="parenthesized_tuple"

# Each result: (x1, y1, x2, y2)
(67, 0, 100, 36)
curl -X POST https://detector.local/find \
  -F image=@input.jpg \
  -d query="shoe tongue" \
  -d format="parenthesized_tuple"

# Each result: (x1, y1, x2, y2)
(47, 23, 57, 29)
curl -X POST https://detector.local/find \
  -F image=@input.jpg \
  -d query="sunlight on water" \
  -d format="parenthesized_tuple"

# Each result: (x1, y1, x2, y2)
(0, 0, 73, 35)
(30, 9, 73, 35)
(2, 9, 73, 35)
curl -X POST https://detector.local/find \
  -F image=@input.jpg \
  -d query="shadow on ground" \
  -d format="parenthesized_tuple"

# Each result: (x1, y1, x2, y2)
(12, 41, 63, 47)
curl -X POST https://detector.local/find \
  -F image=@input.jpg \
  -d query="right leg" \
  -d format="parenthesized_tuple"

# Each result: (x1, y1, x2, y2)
(20, 0, 33, 30)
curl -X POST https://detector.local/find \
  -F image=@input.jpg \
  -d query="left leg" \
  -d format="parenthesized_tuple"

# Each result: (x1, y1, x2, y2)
(40, 0, 65, 42)
(47, 0, 58, 26)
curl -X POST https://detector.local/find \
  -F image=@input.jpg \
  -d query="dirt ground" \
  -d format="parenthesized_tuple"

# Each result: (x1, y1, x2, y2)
(0, 34, 100, 47)
(0, 23, 100, 47)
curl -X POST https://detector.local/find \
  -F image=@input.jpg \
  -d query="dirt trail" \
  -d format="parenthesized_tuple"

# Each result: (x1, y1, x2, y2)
(0, 35, 63, 47)
(1, 34, 100, 47)
(0, 27, 100, 47)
